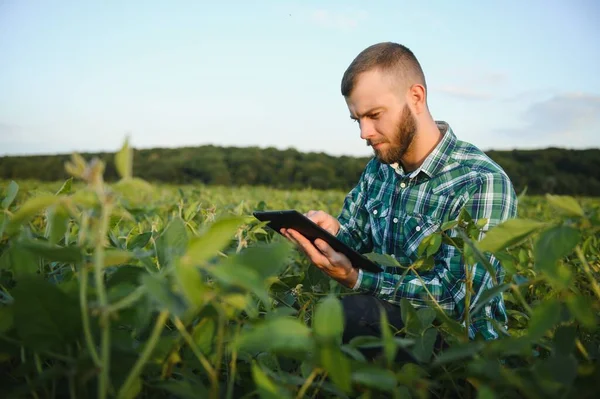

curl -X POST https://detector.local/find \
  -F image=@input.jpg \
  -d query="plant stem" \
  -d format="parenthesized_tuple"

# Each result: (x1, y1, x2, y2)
(226, 323, 242, 399)
(172, 317, 217, 383)
(79, 263, 101, 366)
(105, 286, 145, 314)
(117, 310, 169, 399)
(94, 197, 113, 399)
(213, 305, 226, 399)
(511, 285, 532, 315)
(575, 246, 600, 300)
(296, 368, 320, 399)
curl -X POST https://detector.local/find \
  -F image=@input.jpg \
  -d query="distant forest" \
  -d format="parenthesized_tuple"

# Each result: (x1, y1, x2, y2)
(1, 146, 599, 196)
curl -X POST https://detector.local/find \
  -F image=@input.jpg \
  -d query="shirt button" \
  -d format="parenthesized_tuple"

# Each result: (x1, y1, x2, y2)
(373, 209, 378, 215)
(416, 225, 421, 232)
(393, 217, 398, 223)
(400, 182, 406, 188)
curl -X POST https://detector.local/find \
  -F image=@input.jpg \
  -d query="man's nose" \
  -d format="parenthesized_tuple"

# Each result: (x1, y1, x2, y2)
(359, 120, 376, 141)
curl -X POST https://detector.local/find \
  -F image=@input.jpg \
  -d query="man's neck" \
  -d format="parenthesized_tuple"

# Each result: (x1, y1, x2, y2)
(400, 120, 443, 172)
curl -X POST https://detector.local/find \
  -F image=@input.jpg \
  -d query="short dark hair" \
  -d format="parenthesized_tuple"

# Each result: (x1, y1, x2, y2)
(341, 42, 426, 97)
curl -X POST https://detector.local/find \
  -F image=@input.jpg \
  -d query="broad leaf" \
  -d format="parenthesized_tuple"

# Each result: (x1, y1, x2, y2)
(477, 219, 546, 253)
(411, 328, 438, 363)
(2, 180, 18, 209)
(141, 273, 187, 316)
(546, 194, 584, 217)
(234, 317, 312, 355)
(318, 344, 352, 393)
(55, 177, 73, 195)
(6, 194, 62, 235)
(115, 136, 133, 180)
(528, 299, 561, 341)
(351, 367, 397, 392)
(18, 240, 82, 263)
(156, 217, 188, 269)
(534, 226, 580, 281)
(471, 283, 511, 315)
(313, 294, 344, 340)
(180, 216, 246, 267)
(127, 232, 152, 250)
(11, 276, 81, 352)
(251, 361, 292, 399)
(432, 341, 485, 365)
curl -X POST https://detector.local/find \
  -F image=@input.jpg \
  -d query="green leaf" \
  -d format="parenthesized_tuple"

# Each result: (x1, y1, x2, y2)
(224, 241, 292, 280)
(181, 216, 246, 267)
(0, 306, 13, 333)
(553, 325, 577, 356)
(566, 294, 597, 329)
(235, 317, 313, 356)
(471, 283, 511, 315)
(5, 245, 39, 277)
(2, 180, 18, 209)
(363, 252, 401, 267)
(209, 262, 269, 305)
(192, 317, 216, 354)
(351, 367, 397, 392)
(441, 220, 458, 231)
(411, 328, 438, 363)
(11, 276, 81, 352)
(104, 249, 134, 267)
(6, 194, 62, 235)
(45, 205, 69, 245)
(251, 361, 292, 399)
(115, 136, 133, 180)
(417, 233, 442, 258)
(141, 273, 186, 316)
(18, 240, 82, 263)
(477, 385, 497, 399)
(534, 226, 580, 282)
(127, 232, 152, 250)
(175, 260, 208, 311)
(528, 299, 561, 341)
(313, 295, 344, 340)
(318, 344, 352, 393)
(477, 219, 547, 253)
(400, 298, 423, 335)
(379, 305, 397, 365)
(546, 194, 584, 217)
(55, 177, 72, 195)
(433, 341, 485, 365)
(156, 217, 189, 269)
(417, 307, 436, 329)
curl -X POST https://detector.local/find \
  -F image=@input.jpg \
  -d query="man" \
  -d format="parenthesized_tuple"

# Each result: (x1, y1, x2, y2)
(281, 42, 517, 354)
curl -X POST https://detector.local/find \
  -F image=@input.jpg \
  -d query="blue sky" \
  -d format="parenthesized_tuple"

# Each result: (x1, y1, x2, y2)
(1, 0, 599, 157)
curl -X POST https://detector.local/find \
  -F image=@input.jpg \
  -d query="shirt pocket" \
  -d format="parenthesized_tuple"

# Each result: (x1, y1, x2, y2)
(401, 213, 442, 261)
(365, 198, 390, 249)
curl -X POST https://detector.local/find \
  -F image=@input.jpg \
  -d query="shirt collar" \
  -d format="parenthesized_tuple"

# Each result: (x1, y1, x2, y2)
(390, 121, 456, 179)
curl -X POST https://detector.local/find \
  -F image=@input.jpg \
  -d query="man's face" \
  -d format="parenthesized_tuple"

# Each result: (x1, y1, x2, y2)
(345, 69, 417, 164)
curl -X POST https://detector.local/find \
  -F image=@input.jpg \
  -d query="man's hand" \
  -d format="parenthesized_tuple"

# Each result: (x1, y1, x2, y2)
(280, 227, 358, 289)
(304, 210, 340, 236)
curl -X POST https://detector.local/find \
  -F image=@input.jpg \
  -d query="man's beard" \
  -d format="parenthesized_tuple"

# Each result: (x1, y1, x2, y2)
(368, 104, 417, 164)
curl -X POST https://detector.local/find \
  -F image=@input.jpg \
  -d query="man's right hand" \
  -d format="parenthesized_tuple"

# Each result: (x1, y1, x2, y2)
(304, 210, 340, 236)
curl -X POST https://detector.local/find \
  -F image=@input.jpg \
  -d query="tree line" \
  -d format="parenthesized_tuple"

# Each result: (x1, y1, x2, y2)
(1, 145, 599, 195)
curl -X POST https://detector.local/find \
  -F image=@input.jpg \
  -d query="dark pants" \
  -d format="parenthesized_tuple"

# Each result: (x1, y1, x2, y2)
(341, 294, 418, 363)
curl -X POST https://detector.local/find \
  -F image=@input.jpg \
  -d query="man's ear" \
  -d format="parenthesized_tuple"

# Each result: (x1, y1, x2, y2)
(408, 84, 427, 114)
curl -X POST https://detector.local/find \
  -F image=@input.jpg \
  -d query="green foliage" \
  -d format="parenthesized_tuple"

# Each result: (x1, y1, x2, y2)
(1, 145, 600, 195)
(0, 139, 598, 398)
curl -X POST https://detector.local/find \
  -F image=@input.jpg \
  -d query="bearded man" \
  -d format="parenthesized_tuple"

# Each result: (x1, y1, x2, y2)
(281, 42, 517, 360)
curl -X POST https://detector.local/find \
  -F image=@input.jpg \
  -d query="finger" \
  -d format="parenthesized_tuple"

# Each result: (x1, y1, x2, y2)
(287, 229, 330, 268)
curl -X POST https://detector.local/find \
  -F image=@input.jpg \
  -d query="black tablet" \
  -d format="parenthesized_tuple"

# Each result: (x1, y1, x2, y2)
(253, 210, 382, 274)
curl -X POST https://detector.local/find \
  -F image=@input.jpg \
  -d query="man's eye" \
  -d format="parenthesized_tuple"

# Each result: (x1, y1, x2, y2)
(370, 113, 380, 119)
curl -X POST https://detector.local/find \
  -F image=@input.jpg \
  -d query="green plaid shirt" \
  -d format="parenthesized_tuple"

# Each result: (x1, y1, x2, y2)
(336, 121, 518, 340)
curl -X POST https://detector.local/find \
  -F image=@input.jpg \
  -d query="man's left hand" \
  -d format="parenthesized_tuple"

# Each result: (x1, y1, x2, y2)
(280, 228, 358, 288)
